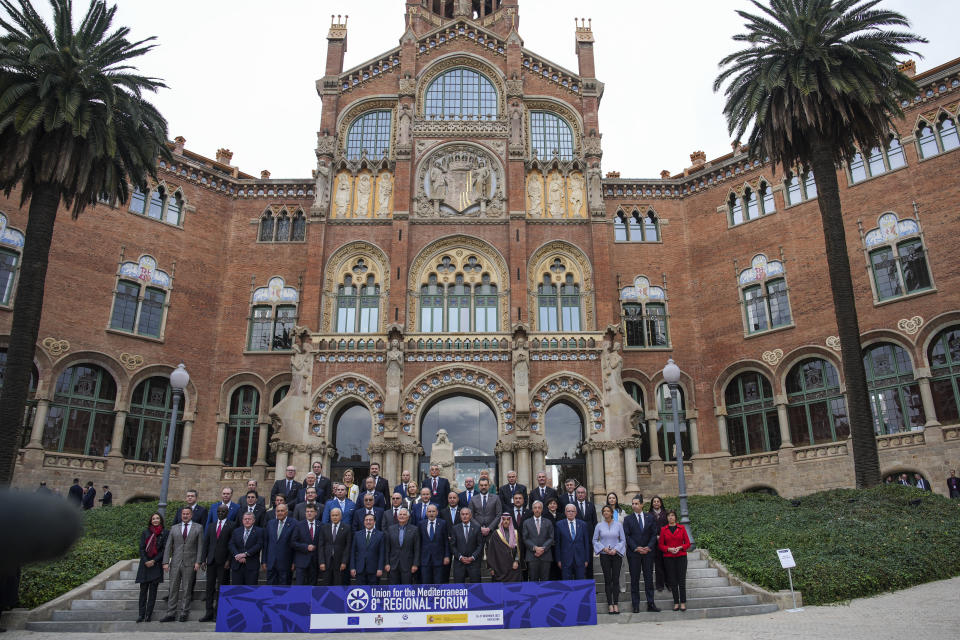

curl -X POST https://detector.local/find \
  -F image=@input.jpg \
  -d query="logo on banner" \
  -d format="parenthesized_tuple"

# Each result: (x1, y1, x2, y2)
(346, 588, 370, 611)
(375, 614, 384, 626)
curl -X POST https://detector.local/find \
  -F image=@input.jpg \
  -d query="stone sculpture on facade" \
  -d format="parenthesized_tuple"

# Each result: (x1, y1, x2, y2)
(417, 144, 504, 218)
(526, 173, 542, 216)
(312, 161, 330, 215)
(429, 160, 448, 202)
(568, 172, 584, 217)
(509, 101, 524, 146)
(334, 175, 351, 218)
(548, 174, 564, 218)
(354, 174, 372, 217)
(398, 104, 412, 147)
(512, 329, 530, 414)
(472, 160, 491, 201)
(587, 166, 603, 211)
(376, 173, 393, 217)
(429, 429, 456, 488)
(600, 329, 643, 441)
(385, 338, 403, 414)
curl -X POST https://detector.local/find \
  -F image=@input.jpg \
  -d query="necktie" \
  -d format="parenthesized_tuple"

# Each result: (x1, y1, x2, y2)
(569, 494, 574, 503)
(579, 501, 584, 515)
(540, 488, 545, 498)
(432, 477, 437, 493)
(216, 521, 223, 539)
(422, 504, 427, 519)
(182, 523, 188, 541)
(569, 521, 575, 538)
(516, 508, 521, 521)
(393, 508, 398, 523)
(287, 480, 291, 492)
(481, 495, 486, 510)
(464, 523, 470, 537)
(638, 513, 642, 529)
(243, 528, 250, 544)
(451, 508, 456, 521)
(277, 520, 284, 537)
(249, 507, 254, 513)
(399, 527, 404, 545)
(368, 509, 373, 517)
(535, 518, 541, 534)
(309, 522, 314, 539)
(366, 530, 371, 543)
(510, 484, 515, 493)
(429, 521, 434, 540)
(339, 500, 344, 511)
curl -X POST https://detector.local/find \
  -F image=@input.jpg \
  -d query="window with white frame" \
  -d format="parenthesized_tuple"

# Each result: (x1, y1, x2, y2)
(614, 209, 660, 242)
(916, 113, 960, 159)
(128, 184, 185, 226)
(248, 277, 299, 351)
(418, 255, 499, 333)
(739, 254, 792, 334)
(336, 259, 381, 333)
(536, 258, 581, 332)
(727, 181, 775, 225)
(863, 212, 932, 302)
(109, 256, 172, 339)
(848, 135, 907, 183)
(0, 213, 24, 307)
(620, 275, 669, 347)
(346, 110, 392, 160)
(783, 168, 817, 206)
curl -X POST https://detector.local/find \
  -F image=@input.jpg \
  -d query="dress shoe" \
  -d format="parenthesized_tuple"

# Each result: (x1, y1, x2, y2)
(179, 614, 189, 622)
(160, 615, 176, 623)
(632, 605, 640, 614)
(647, 604, 661, 612)
(135, 616, 144, 623)
(199, 612, 215, 622)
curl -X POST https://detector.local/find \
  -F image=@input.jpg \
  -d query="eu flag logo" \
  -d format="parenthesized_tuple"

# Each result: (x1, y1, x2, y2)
(347, 617, 360, 625)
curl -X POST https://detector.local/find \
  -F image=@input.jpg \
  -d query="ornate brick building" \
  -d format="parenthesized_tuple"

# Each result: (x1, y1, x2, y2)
(5, 0, 960, 502)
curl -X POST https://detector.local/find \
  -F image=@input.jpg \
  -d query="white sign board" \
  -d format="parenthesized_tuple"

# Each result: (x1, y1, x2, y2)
(777, 548, 796, 569)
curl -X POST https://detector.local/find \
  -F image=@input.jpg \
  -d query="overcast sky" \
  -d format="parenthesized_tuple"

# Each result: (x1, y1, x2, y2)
(86, 1, 958, 179)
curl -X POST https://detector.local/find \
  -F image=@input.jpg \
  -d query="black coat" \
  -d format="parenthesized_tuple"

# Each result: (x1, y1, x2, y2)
(203, 519, 238, 566)
(135, 528, 168, 584)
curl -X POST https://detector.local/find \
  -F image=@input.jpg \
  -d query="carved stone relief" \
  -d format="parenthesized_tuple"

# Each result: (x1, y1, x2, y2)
(353, 173, 373, 217)
(375, 172, 394, 218)
(414, 143, 505, 218)
(332, 172, 352, 218)
(525, 170, 587, 219)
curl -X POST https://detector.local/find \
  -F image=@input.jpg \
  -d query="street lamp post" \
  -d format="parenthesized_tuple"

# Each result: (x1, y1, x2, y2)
(157, 363, 189, 521)
(663, 358, 693, 545)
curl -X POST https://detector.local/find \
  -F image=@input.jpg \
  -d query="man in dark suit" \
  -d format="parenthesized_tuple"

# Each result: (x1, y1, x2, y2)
(322, 484, 356, 525)
(555, 504, 590, 579)
(351, 512, 385, 585)
(272, 465, 303, 510)
(291, 504, 322, 586)
(359, 476, 387, 509)
(306, 460, 332, 504)
(262, 503, 297, 585)
(229, 512, 264, 585)
(468, 477, 502, 544)
(199, 504, 237, 622)
(914, 473, 931, 491)
(99, 485, 112, 507)
(296, 473, 320, 504)
(531, 471, 558, 506)
(67, 478, 83, 506)
(440, 491, 462, 529)
(411, 487, 434, 525)
(522, 500, 554, 582)
(81, 482, 96, 509)
(417, 505, 449, 584)
(422, 464, 451, 506)
(368, 462, 391, 498)
(948, 470, 960, 498)
(498, 470, 528, 509)
(206, 488, 240, 530)
(386, 492, 406, 527)
(509, 492, 531, 530)
(319, 506, 352, 585)
(458, 476, 476, 510)
(240, 479, 266, 508)
(264, 494, 287, 524)
(384, 507, 420, 584)
(393, 469, 412, 499)
(623, 495, 661, 613)
(559, 478, 578, 508)
(185, 489, 208, 529)
(239, 490, 266, 527)
(294, 487, 323, 521)
(450, 507, 483, 583)
(352, 492, 384, 531)
(574, 486, 598, 541)
(161, 507, 205, 622)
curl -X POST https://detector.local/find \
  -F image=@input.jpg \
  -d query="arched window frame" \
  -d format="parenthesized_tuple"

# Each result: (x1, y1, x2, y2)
(42, 364, 117, 456)
(424, 67, 499, 120)
(728, 179, 776, 226)
(915, 112, 960, 159)
(336, 258, 382, 334)
(417, 254, 500, 333)
(614, 209, 660, 242)
(330, 401, 373, 469)
(863, 342, 925, 434)
(0, 213, 25, 309)
(620, 275, 669, 348)
(724, 371, 780, 456)
(109, 255, 173, 340)
(655, 382, 690, 462)
(929, 325, 960, 424)
(738, 254, 793, 335)
(346, 110, 393, 161)
(122, 376, 184, 463)
(529, 110, 575, 160)
(223, 385, 260, 467)
(783, 168, 817, 206)
(785, 358, 849, 446)
(862, 212, 933, 303)
(848, 134, 907, 184)
(128, 183, 186, 227)
(258, 208, 306, 243)
(536, 261, 581, 332)
(247, 277, 300, 351)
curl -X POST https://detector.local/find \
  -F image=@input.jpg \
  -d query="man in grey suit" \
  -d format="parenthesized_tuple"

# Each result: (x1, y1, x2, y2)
(468, 477, 502, 545)
(522, 500, 554, 582)
(450, 508, 483, 583)
(161, 507, 205, 622)
(384, 508, 420, 584)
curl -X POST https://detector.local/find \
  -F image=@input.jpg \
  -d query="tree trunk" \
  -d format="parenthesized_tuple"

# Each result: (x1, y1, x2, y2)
(809, 141, 881, 489)
(0, 183, 60, 484)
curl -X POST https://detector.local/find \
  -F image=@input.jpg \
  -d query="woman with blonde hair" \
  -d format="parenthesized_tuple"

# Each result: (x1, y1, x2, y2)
(342, 469, 360, 502)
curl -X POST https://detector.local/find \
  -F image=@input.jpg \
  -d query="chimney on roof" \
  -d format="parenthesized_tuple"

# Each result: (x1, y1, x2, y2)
(660, 170, 671, 179)
(216, 148, 234, 165)
(689, 150, 706, 168)
(605, 171, 620, 178)
(173, 136, 185, 155)
(898, 60, 916, 78)
(261, 170, 271, 180)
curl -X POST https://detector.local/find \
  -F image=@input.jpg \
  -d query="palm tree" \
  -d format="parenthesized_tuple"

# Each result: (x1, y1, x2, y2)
(714, 0, 924, 488)
(0, 0, 169, 482)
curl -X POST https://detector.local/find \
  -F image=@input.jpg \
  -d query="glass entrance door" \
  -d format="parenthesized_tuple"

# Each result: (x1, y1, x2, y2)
(420, 394, 498, 490)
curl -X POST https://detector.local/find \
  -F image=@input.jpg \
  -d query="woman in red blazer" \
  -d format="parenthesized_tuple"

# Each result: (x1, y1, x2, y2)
(657, 510, 691, 611)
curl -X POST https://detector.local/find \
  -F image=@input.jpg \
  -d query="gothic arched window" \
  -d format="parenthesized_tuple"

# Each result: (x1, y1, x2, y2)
(336, 270, 381, 334)
(529, 111, 574, 160)
(863, 342, 925, 434)
(786, 358, 848, 446)
(346, 110, 392, 160)
(223, 386, 259, 467)
(248, 277, 299, 351)
(725, 372, 780, 456)
(424, 68, 498, 120)
(417, 255, 500, 333)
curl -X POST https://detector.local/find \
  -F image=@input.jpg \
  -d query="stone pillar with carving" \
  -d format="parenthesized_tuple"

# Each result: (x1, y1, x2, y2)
(180, 418, 194, 459)
(646, 413, 661, 461)
(588, 445, 605, 503)
(600, 333, 644, 442)
(254, 421, 270, 466)
(215, 421, 227, 461)
(270, 327, 317, 476)
(429, 430, 455, 489)
(914, 368, 941, 427)
(496, 441, 514, 485)
(688, 416, 700, 456)
(602, 442, 622, 496)
(515, 443, 532, 489)
(775, 398, 793, 447)
(384, 448, 399, 488)
(620, 437, 641, 493)
(27, 398, 50, 449)
(531, 442, 546, 479)
(385, 338, 404, 415)
(108, 410, 127, 458)
(512, 328, 530, 415)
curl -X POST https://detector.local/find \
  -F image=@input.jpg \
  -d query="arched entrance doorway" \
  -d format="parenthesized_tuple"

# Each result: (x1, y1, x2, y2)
(330, 402, 372, 485)
(420, 394, 498, 488)
(545, 401, 587, 488)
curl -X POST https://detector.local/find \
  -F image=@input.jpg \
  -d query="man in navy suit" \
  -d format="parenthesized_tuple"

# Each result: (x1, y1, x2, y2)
(411, 487, 433, 525)
(555, 504, 590, 579)
(351, 512, 385, 585)
(530, 471, 558, 507)
(558, 478, 578, 509)
(417, 505, 450, 584)
(623, 495, 661, 613)
(207, 487, 240, 530)
(291, 504, 322, 585)
(229, 512, 264, 585)
(498, 470, 528, 509)
(384, 508, 420, 585)
(185, 489, 208, 530)
(574, 486, 598, 541)
(352, 492, 384, 531)
(199, 504, 237, 622)
(262, 503, 297, 585)
(67, 478, 83, 506)
(359, 476, 387, 509)
(305, 460, 332, 504)
(319, 507, 353, 585)
(450, 508, 483, 583)
(368, 462, 391, 498)
(322, 483, 356, 524)
(440, 491, 462, 529)
(393, 469, 412, 499)
(422, 464, 451, 506)
(272, 465, 303, 510)
(458, 476, 476, 510)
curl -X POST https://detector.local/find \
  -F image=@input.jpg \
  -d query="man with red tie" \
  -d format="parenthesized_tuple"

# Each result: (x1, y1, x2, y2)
(199, 504, 236, 622)
(291, 505, 322, 585)
(387, 492, 406, 526)
(422, 464, 451, 506)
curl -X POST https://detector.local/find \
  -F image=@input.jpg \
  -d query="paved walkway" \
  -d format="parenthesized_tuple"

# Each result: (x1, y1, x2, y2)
(7, 575, 960, 639)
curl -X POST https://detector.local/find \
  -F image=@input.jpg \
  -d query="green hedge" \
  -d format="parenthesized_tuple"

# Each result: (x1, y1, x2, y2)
(18, 501, 185, 609)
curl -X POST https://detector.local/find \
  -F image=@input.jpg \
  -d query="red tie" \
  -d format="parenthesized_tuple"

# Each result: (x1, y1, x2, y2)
(182, 524, 188, 541)
(433, 478, 437, 493)
(310, 522, 315, 539)
(216, 521, 222, 539)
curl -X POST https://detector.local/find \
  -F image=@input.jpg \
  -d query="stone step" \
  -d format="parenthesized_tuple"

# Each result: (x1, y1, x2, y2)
(92, 588, 206, 600)
(594, 594, 760, 609)
(25, 620, 218, 632)
(54, 609, 209, 621)
(71, 599, 206, 611)
(597, 602, 780, 623)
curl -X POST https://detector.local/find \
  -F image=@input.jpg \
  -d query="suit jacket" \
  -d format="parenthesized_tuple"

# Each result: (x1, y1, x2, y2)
(559, 492, 579, 509)
(81, 488, 96, 509)
(352, 506, 384, 531)
(575, 500, 598, 538)
(290, 519, 323, 568)
(293, 501, 323, 522)
(206, 502, 240, 529)
(322, 498, 356, 524)
(498, 483, 528, 508)
(529, 485, 559, 507)
(439, 504, 463, 531)
(319, 522, 353, 567)
(370, 476, 391, 498)
(422, 476, 451, 505)
(510, 507, 533, 532)
(163, 521, 205, 567)
(203, 518, 237, 566)
(385, 524, 420, 572)
(468, 492, 502, 530)
(450, 521, 483, 563)
(228, 526, 264, 568)
(357, 490, 387, 510)
(67, 484, 83, 505)
(458, 489, 477, 510)
(351, 527, 385, 574)
(238, 503, 266, 527)
(188, 504, 209, 529)
(393, 483, 410, 499)
(410, 500, 434, 525)
(272, 478, 303, 508)
(417, 518, 450, 566)
(521, 516, 555, 561)
(948, 477, 960, 496)
(99, 490, 113, 506)
(308, 476, 332, 504)
(554, 517, 590, 567)
(263, 517, 298, 570)
(622, 511, 659, 557)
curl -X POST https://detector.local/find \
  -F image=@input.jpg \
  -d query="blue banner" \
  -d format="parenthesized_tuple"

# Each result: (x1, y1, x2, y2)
(216, 581, 597, 632)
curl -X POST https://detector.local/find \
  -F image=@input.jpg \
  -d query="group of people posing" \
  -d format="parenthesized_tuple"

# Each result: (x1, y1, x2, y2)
(135, 461, 691, 623)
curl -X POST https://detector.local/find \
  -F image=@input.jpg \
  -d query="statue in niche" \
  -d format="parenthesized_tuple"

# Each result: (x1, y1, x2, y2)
(587, 167, 603, 209)
(385, 338, 403, 413)
(430, 428, 456, 487)
(526, 174, 542, 216)
(512, 335, 529, 413)
(398, 104, 412, 146)
(376, 173, 393, 217)
(547, 174, 564, 218)
(509, 101, 523, 146)
(334, 175, 351, 218)
(601, 333, 643, 440)
(472, 159, 491, 201)
(290, 328, 315, 397)
(429, 160, 448, 201)
(313, 162, 330, 212)
(568, 173, 584, 217)
(355, 174, 372, 217)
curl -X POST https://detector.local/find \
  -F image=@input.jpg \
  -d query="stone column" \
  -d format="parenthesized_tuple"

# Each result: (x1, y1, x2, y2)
(384, 447, 398, 486)
(516, 446, 531, 488)
(254, 422, 270, 466)
(26, 399, 50, 449)
(603, 445, 622, 495)
(215, 421, 227, 461)
(180, 419, 194, 459)
(532, 447, 545, 477)
(589, 447, 604, 501)
(776, 401, 793, 447)
(322, 447, 333, 477)
(715, 413, 729, 453)
(499, 450, 514, 483)
(646, 417, 661, 461)
(688, 416, 700, 456)
(401, 451, 415, 479)
(108, 410, 127, 457)
(916, 373, 941, 427)
(623, 444, 639, 493)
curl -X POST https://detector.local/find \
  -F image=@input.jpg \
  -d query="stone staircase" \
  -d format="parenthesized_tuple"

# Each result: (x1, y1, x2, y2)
(24, 549, 779, 631)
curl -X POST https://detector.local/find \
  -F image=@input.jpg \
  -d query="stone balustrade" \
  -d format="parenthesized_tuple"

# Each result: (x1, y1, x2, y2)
(122, 461, 177, 477)
(42, 452, 106, 472)
(663, 461, 693, 475)
(876, 430, 926, 450)
(730, 451, 780, 469)
(221, 467, 253, 481)
(793, 441, 848, 462)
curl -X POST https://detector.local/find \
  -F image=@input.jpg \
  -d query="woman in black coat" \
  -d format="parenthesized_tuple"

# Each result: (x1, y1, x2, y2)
(135, 512, 167, 622)
(648, 496, 669, 591)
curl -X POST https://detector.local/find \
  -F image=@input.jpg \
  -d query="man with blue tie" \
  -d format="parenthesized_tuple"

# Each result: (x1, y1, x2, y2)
(422, 464, 451, 506)
(351, 513, 385, 585)
(322, 483, 356, 524)
(458, 476, 476, 510)
(417, 505, 450, 584)
(623, 495, 661, 613)
(412, 487, 433, 525)
(229, 512, 264, 585)
(262, 503, 297, 585)
(555, 504, 590, 579)
(393, 470, 412, 499)
(291, 505, 322, 585)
